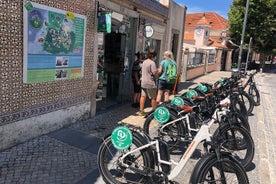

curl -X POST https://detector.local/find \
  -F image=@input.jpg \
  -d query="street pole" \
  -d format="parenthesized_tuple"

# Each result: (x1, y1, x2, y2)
(245, 37, 252, 73)
(237, 0, 250, 71)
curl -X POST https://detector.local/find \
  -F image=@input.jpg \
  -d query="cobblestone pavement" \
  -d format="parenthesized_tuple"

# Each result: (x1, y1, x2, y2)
(0, 70, 275, 184)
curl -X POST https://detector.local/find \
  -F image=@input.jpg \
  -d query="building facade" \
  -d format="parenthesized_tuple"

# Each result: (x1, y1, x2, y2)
(182, 12, 233, 80)
(0, 0, 186, 150)
(95, 0, 186, 111)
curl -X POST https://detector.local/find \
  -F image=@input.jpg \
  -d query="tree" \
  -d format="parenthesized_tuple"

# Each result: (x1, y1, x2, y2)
(228, 0, 276, 55)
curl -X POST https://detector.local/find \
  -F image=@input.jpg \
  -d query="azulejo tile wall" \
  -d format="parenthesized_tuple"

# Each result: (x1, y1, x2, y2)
(0, 0, 96, 125)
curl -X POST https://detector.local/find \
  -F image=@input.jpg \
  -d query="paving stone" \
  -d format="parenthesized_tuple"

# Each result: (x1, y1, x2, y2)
(0, 70, 275, 183)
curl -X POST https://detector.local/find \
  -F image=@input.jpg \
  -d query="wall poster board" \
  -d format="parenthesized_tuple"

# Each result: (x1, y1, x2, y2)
(23, 1, 87, 83)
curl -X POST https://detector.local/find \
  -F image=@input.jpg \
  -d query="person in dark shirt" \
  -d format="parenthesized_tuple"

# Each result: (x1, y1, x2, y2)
(131, 52, 144, 108)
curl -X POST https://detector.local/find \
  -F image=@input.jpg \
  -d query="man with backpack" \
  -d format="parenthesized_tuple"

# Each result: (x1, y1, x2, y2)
(156, 50, 177, 104)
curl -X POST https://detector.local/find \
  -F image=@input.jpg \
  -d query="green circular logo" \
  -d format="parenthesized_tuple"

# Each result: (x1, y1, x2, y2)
(154, 107, 170, 124)
(171, 97, 185, 106)
(219, 78, 225, 84)
(186, 89, 198, 99)
(111, 126, 132, 150)
(197, 84, 208, 92)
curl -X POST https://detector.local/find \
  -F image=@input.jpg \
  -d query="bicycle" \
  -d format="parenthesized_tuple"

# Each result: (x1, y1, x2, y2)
(97, 105, 249, 183)
(143, 97, 254, 169)
(214, 77, 255, 115)
(241, 70, 260, 106)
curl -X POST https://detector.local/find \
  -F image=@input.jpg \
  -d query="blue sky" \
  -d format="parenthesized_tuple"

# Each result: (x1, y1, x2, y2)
(174, 0, 233, 19)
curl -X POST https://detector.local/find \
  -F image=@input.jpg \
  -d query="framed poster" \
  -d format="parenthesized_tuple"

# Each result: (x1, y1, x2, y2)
(23, 1, 87, 83)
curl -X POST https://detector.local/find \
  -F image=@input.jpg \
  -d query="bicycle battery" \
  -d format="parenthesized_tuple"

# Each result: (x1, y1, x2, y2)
(159, 140, 171, 174)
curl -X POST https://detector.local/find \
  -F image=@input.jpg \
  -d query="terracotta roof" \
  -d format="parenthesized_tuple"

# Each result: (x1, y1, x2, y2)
(184, 12, 229, 46)
(185, 12, 228, 30)
(196, 13, 210, 26)
(184, 31, 195, 41)
(185, 12, 229, 30)
(208, 37, 227, 48)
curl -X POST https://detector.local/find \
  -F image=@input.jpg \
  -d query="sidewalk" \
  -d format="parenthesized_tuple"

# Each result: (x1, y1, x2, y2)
(0, 70, 266, 184)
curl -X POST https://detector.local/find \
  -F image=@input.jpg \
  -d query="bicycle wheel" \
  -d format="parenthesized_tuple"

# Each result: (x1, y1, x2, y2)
(190, 153, 249, 184)
(239, 91, 254, 115)
(232, 97, 248, 121)
(248, 85, 260, 106)
(97, 132, 154, 184)
(228, 111, 251, 133)
(213, 124, 255, 169)
(143, 110, 186, 151)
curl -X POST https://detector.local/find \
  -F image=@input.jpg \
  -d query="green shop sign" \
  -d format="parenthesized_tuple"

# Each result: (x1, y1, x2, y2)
(98, 12, 111, 33)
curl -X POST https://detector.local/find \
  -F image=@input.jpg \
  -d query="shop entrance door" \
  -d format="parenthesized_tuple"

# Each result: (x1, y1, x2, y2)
(96, 32, 126, 112)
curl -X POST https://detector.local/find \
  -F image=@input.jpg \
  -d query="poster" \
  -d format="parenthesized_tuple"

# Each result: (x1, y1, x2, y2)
(23, 1, 87, 83)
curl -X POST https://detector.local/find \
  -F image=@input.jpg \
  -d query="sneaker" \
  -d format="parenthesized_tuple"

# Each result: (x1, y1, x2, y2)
(136, 110, 146, 116)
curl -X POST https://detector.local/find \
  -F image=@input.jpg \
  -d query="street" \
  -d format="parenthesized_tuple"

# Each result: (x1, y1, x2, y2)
(0, 70, 275, 184)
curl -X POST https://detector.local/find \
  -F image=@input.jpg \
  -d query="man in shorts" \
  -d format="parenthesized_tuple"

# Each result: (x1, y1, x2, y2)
(137, 51, 158, 116)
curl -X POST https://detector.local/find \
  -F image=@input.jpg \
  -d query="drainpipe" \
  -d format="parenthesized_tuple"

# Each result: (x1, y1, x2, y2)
(181, 5, 187, 82)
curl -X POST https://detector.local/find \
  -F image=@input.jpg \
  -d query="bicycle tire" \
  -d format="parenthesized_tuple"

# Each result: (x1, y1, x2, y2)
(190, 152, 249, 184)
(97, 131, 154, 184)
(228, 111, 251, 133)
(143, 110, 186, 151)
(239, 91, 254, 115)
(213, 124, 255, 169)
(248, 85, 260, 106)
(233, 97, 249, 120)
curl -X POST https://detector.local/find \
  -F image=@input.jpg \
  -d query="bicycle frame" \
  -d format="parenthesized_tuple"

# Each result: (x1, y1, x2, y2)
(119, 108, 225, 181)
(242, 70, 256, 89)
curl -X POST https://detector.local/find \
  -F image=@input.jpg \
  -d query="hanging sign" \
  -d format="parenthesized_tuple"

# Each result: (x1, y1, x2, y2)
(98, 12, 111, 33)
(143, 25, 154, 38)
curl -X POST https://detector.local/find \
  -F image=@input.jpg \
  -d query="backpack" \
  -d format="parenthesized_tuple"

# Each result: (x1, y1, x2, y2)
(166, 59, 177, 84)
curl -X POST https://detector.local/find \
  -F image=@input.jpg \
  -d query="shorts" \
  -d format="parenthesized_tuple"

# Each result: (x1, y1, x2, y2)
(132, 80, 141, 93)
(141, 88, 157, 99)
(158, 79, 174, 91)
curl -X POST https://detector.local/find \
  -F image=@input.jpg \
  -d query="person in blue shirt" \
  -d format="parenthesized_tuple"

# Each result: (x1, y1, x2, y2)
(156, 50, 176, 103)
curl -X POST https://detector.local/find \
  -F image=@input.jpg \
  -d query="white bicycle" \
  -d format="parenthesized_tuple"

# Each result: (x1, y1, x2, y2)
(97, 103, 249, 183)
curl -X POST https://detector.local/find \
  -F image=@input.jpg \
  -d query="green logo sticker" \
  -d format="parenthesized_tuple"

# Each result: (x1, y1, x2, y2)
(219, 78, 225, 84)
(197, 84, 208, 92)
(154, 107, 170, 124)
(171, 97, 184, 106)
(111, 126, 132, 150)
(186, 89, 198, 99)
(24, 1, 33, 11)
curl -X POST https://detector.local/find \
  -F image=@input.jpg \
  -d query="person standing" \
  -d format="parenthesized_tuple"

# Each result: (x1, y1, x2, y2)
(137, 51, 158, 116)
(156, 50, 177, 103)
(131, 52, 143, 108)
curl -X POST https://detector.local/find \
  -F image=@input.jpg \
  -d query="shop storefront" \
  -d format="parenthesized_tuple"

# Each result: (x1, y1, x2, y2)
(94, 0, 185, 113)
(96, 6, 139, 111)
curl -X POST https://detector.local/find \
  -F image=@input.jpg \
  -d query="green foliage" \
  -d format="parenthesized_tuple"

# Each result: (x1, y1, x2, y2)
(228, 0, 276, 55)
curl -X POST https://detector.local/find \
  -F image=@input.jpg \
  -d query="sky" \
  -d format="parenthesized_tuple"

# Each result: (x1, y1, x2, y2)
(174, 0, 233, 19)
